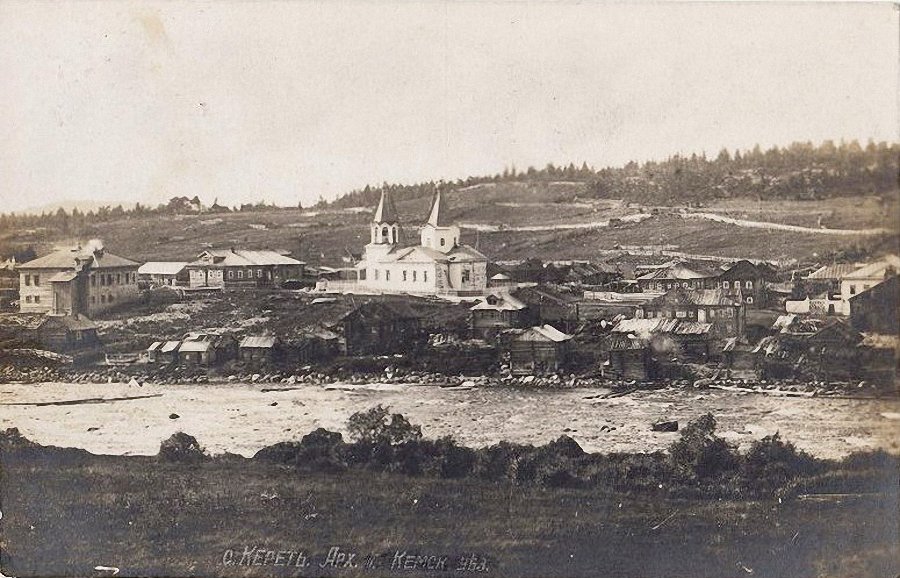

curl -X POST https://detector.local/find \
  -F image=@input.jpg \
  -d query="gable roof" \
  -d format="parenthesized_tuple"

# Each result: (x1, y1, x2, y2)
(471, 292, 526, 311)
(511, 324, 573, 343)
(637, 263, 709, 281)
(843, 255, 900, 281)
(19, 247, 139, 270)
(806, 263, 863, 281)
(647, 288, 740, 307)
(138, 262, 188, 275)
(240, 336, 278, 348)
(191, 249, 303, 267)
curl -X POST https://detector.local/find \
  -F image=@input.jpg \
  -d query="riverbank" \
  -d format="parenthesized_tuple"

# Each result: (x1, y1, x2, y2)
(2, 381, 898, 458)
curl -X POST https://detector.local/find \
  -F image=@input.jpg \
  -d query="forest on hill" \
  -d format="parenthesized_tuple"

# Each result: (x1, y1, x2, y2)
(329, 139, 899, 209)
(0, 140, 896, 244)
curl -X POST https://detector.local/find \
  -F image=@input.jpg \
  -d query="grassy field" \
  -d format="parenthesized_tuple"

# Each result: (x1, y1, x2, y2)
(2, 182, 896, 267)
(1, 446, 897, 578)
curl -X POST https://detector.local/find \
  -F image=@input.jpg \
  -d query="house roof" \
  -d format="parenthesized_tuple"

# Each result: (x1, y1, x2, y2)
(18, 247, 139, 270)
(240, 336, 277, 349)
(805, 263, 863, 280)
(842, 255, 900, 281)
(190, 249, 304, 268)
(160, 341, 181, 353)
(178, 340, 211, 353)
(147, 341, 163, 351)
(471, 292, 526, 312)
(637, 264, 709, 281)
(0, 313, 48, 330)
(50, 314, 97, 331)
(512, 324, 573, 343)
(138, 262, 188, 275)
(648, 288, 740, 307)
(609, 318, 711, 336)
(382, 243, 487, 264)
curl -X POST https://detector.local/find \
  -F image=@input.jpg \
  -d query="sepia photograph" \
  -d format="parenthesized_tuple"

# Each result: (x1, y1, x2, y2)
(0, 1, 898, 576)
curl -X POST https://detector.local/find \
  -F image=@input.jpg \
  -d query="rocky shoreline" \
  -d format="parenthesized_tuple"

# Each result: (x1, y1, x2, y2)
(0, 362, 893, 397)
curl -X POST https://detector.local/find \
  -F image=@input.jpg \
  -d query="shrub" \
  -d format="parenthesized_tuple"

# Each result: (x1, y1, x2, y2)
(435, 437, 477, 479)
(741, 433, 822, 497)
(476, 441, 531, 482)
(347, 405, 422, 445)
(158, 432, 209, 464)
(669, 413, 739, 480)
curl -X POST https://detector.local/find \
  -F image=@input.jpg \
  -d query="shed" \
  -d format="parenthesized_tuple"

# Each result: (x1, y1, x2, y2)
(505, 324, 573, 376)
(239, 335, 279, 362)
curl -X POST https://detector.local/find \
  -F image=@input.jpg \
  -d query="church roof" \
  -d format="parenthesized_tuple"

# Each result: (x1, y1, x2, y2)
(425, 190, 451, 227)
(381, 244, 486, 265)
(373, 190, 399, 224)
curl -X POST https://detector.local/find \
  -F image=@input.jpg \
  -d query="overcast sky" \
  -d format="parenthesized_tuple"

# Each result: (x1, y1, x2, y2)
(1, 1, 898, 213)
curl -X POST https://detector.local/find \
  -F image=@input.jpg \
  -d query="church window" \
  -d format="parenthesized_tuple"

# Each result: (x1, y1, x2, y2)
(374, 270, 379, 281)
(386, 270, 391, 281)
(423, 271, 428, 283)
(440, 238, 445, 247)
(403, 270, 407, 282)
(412, 271, 417, 282)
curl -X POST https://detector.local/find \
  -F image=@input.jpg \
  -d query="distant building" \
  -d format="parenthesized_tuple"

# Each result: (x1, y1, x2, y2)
(18, 243, 140, 317)
(356, 190, 489, 297)
(636, 288, 745, 341)
(635, 262, 718, 293)
(504, 324, 573, 376)
(138, 262, 189, 287)
(0, 312, 99, 354)
(185, 249, 305, 289)
(713, 260, 772, 307)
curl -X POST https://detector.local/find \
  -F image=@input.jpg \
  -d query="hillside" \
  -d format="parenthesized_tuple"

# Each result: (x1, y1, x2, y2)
(1, 140, 897, 267)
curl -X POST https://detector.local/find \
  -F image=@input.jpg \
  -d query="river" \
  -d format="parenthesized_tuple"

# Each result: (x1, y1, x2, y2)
(1, 381, 897, 459)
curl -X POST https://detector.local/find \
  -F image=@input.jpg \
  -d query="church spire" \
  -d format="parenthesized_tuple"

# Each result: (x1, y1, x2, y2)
(426, 189, 449, 227)
(373, 190, 398, 224)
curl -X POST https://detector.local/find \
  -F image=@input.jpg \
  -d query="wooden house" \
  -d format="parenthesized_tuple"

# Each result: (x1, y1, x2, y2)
(849, 275, 899, 334)
(137, 262, 190, 288)
(637, 288, 745, 342)
(335, 301, 421, 356)
(239, 335, 280, 363)
(513, 285, 581, 333)
(470, 292, 526, 337)
(505, 324, 573, 376)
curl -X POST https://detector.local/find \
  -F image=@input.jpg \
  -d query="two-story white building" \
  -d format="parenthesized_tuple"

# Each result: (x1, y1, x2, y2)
(356, 190, 488, 297)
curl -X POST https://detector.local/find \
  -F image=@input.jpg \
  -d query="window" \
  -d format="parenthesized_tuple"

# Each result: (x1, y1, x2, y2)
(91, 275, 96, 286)
(101, 295, 106, 303)
(403, 270, 407, 282)
(676, 310, 687, 318)
(228, 270, 235, 279)
(849, 285, 856, 295)
(117, 273, 121, 284)
(709, 309, 716, 318)
(440, 238, 445, 247)
(25, 296, 32, 303)
(386, 270, 391, 281)
(462, 270, 470, 283)
(238, 270, 244, 279)
(746, 296, 754, 304)
(745, 281, 752, 289)
(423, 271, 428, 283)
(24, 275, 31, 286)
(723, 281, 730, 289)
(34, 296, 40, 303)
(109, 294, 114, 302)
(413, 271, 417, 282)
(257, 269, 263, 278)
(33, 275, 39, 286)
(374, 270, 379, 281)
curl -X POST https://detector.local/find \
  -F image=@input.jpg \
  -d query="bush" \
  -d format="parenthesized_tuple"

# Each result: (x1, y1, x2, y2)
(158, 432, 209, 464)
(669, 414, 739, 480)
(741, 433, 821, 497)
(347, 405, 422, 445)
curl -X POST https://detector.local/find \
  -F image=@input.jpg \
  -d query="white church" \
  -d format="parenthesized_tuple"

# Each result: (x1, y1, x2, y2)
(355, 189, 489, 297)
